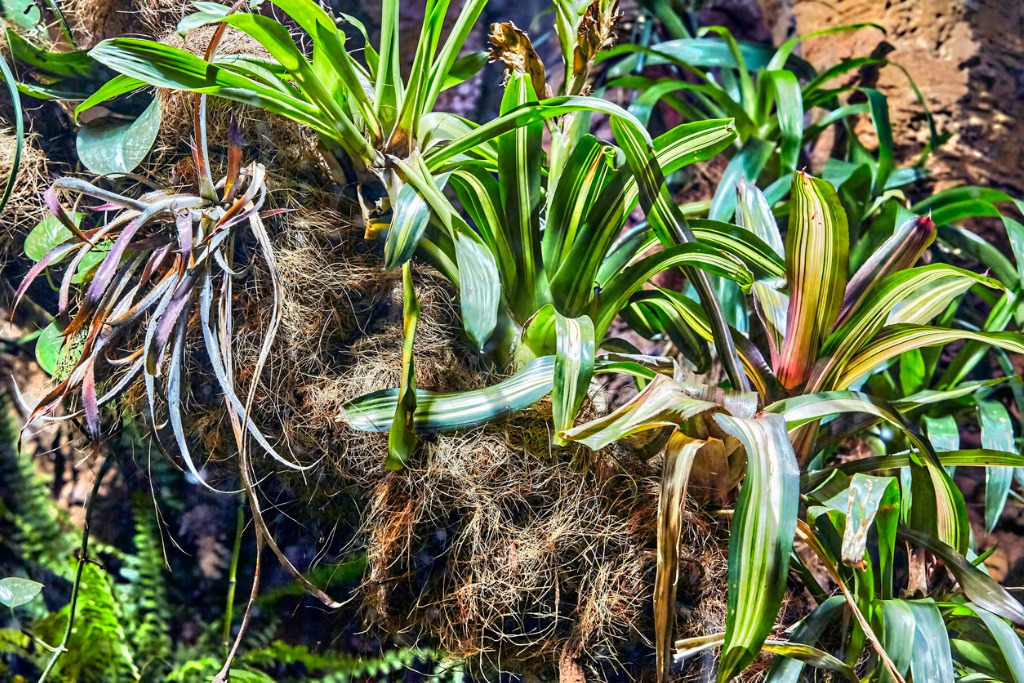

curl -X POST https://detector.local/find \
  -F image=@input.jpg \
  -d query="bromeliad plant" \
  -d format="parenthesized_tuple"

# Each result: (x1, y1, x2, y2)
(343, 169, 1024, 680)
(340, 68, 801, 466)
(555, 172, 1024, 681)
(11, 138, 297, 484)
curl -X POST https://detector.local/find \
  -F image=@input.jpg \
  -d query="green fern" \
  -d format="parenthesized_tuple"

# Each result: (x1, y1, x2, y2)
(117, 496, 173, 679)
(0, 395, 75, 581)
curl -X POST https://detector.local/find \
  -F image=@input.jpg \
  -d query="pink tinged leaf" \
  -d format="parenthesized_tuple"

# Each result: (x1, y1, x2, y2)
(176, 211, 193, 272)
(777, 171, 849, 390)
(12, 243, 79, 315)
(44, 185, 94, 245)
(838, 215, 936, 326)
(146, 270, 197, 376)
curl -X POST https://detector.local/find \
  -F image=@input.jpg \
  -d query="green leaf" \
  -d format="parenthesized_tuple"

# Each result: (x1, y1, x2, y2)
(452, 217, 500, 351)
(979, 400, 1016, 534)
(907, 599, 954, 683)
(595, 242, 754, 338)
(877, 600, 915, 683)
(386, 262, 419, 471)
(34, 321, 61, 376)
(758, 70, 804, 171)
(970, 605, 1024, 682)
(76, 96, 162, 175)
(24, 212, 86, 261)
(715, 412, 800, 683)
(764, 596, 845, 682)
(0, 577, 43, 609)
(499, 73, 549, 319)
(339, 356, 555, 433)
(777, 171, 849, 390)
(0, 49, 23, 218)
(73, 74, 148, 123)
(384, 175, 445, 269)
(768, 390, 968, 552)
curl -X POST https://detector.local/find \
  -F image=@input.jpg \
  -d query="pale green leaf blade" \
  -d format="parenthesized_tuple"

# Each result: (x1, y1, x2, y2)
(0, 577, 43, 609)
(907, 599, 954, 683)
(979, 400, 1016, 533)
(339, 356, 554, 433)
(552, 313, 595, 445)
(76, 97, 162, 175)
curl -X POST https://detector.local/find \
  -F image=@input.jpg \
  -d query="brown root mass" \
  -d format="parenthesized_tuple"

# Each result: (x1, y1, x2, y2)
(200, 188, 733, 680)
(0, 127, 50, 268)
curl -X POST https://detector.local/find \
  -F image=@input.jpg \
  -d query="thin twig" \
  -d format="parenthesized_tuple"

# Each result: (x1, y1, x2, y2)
(222, 497, 246, 654)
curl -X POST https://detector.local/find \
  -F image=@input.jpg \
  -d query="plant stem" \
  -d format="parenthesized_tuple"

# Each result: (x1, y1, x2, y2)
(222, 497, 245, 653)
(37, 454, 113, 683)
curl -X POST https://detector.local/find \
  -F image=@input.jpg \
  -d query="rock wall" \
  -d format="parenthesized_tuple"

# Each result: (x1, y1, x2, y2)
(763, 0, 1024, 195)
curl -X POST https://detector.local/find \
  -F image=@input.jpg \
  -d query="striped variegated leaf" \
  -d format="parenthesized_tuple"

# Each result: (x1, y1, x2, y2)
(610, 115, 749, 391)
(777, 171, 848, 390)
(595, 242, 755, 338)
(838, 215, 937, 325)
(837, 325, 1024, 391)
(630, 288, 781, 402)
(768, 390, 968, 553)
(559, 375, 720, 450)
(543, 134, 615, 277)
(811, 265, 1002, 391)
(552, 312, 595, 446)
(714, 412, 799, 683)
(386, 262, 419, 471)
(498, 73, 550, 319)
(655, 432, 718, 682)
(338, 356, 554, 433)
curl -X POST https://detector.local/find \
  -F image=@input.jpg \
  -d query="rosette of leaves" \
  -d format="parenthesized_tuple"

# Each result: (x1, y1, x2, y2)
(338, 64, 805, 467)
(12, 135, 299, 485)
